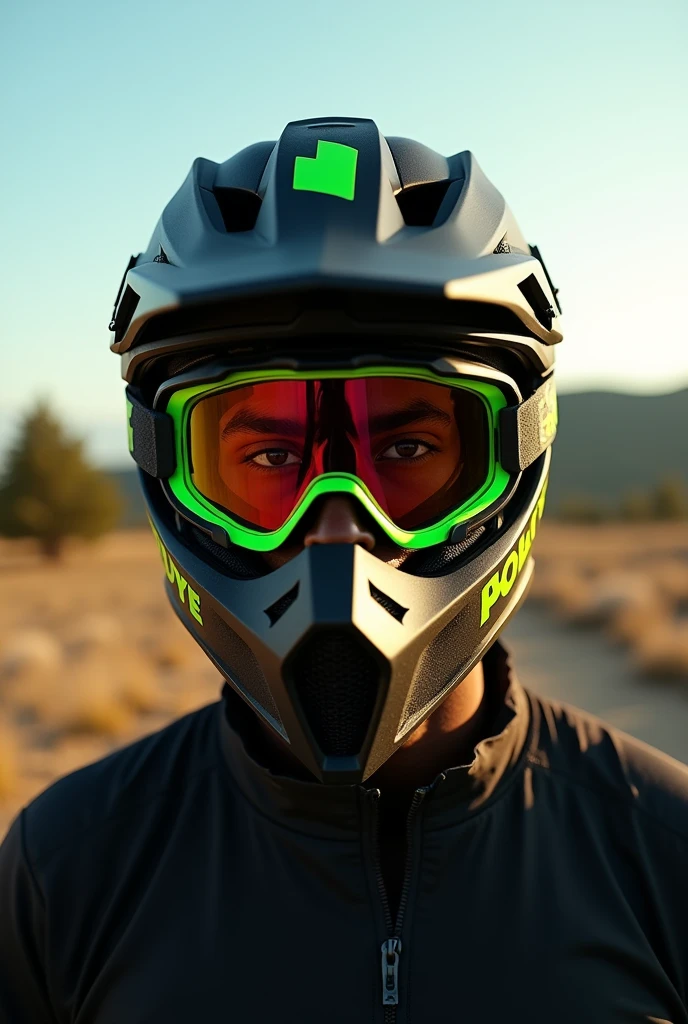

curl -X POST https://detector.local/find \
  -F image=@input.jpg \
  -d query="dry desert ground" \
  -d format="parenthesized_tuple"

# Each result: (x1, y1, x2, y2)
(0, 529, 222, 837)
(528, 521, 688, 677)
(1, 522, 687, 838)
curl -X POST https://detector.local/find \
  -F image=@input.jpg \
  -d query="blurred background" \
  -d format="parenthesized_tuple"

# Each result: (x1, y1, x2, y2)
(1, 0, 687, 835)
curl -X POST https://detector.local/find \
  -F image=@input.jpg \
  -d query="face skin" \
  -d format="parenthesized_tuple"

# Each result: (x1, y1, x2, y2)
(201, 376, 492, 790)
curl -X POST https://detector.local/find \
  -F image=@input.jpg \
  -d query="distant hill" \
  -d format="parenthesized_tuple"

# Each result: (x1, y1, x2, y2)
(107, 388, 688, 526)
(547, 388, 687, 513)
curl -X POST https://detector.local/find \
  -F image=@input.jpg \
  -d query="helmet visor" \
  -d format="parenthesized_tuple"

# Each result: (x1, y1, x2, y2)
(188, 376, 489, 533)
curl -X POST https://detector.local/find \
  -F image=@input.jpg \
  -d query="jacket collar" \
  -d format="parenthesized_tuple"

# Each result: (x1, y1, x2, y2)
(217, 641, 532, 839)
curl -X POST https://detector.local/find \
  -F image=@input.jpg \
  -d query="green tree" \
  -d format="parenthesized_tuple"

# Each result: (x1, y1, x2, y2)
(652, 476, 688, 520)
(0, 401, 123, 559)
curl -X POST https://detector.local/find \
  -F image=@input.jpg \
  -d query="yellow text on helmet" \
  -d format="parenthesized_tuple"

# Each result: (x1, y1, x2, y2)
(149, 519, 203, 625)
(480, 479, 548, 627)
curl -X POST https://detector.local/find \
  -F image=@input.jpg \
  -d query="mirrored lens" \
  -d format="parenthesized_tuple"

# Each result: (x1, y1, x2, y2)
(189, 377, 489, 532)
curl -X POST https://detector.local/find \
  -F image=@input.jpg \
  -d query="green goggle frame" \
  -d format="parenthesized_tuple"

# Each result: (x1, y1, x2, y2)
(156, 364, 516, 551)
(126, 361, 556, 551)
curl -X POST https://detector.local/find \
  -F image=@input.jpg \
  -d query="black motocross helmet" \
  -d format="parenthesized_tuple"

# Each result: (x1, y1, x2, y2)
(110, 116, 562, 785)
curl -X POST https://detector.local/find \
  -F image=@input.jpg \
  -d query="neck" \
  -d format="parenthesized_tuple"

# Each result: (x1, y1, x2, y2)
(368, 661, 489, 794)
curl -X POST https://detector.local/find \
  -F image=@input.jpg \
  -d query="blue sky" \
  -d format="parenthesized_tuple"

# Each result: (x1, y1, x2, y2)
(1, 0, 687, 467)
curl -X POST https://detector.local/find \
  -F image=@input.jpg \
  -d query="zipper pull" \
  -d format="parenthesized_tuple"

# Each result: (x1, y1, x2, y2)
(381, 937, 402, 1006)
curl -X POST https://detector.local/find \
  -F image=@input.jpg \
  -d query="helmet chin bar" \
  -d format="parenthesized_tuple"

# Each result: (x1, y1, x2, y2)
(149, 451, 549, 785)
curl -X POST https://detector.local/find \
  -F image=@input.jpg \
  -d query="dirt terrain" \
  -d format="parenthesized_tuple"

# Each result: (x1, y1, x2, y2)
(505, 606, 688, 764)
(526, 522, 688, 679)
(0, 530, 221, 837)
(1, 523, 687, 838)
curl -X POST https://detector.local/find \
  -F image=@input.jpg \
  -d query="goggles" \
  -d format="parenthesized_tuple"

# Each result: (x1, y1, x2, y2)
(128, 362, 557, 552)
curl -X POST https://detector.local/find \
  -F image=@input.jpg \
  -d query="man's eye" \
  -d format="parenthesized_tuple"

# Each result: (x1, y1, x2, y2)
(378, 440, 431, 461)
(251, 449, 301, 467)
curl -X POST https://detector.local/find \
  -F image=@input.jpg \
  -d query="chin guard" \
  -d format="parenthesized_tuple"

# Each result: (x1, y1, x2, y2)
(149, 452, 548, 784)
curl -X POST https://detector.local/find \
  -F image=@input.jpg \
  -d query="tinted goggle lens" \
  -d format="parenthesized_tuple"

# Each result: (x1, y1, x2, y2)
(188, 377, 489, 534)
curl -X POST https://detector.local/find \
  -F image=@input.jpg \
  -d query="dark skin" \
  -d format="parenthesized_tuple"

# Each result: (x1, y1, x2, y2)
(257, 496, 497, 918)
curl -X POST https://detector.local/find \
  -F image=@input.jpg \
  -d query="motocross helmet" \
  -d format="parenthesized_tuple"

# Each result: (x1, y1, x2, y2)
(110, 116, 562, 785)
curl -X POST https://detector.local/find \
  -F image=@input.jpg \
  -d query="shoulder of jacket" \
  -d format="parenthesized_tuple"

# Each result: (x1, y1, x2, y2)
(23, 700, 222, 870)
(524, 690, 688, 843)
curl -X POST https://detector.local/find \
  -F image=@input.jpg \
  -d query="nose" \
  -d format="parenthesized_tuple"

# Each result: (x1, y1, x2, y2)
(303, 496, 376, 551)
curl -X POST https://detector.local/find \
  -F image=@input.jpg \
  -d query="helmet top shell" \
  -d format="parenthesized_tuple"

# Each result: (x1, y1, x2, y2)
(110, 116, 561, 386)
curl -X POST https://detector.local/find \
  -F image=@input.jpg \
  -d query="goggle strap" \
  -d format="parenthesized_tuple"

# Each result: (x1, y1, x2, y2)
(127, 375, 557, 483)
(499, 377, 558, 473)
(126, 386, 176, 479)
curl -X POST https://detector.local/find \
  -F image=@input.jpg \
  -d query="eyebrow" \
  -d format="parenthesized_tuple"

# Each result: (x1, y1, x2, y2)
(220, 408, 306, 440)
(219, 398, 452, 441)
(367, 400, 452, 435)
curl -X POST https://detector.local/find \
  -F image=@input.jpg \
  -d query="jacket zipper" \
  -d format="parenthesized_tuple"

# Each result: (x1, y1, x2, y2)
(371, 787, 429, 1023)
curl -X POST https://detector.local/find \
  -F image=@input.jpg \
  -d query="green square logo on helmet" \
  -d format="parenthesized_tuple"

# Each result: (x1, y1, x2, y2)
(293, 140, 358, 201)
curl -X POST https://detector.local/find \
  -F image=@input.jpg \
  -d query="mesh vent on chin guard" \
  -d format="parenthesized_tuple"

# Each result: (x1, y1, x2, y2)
(400, 603, 474, 730)
(207, 609, 283, 729)
(290, 632, 380, 757)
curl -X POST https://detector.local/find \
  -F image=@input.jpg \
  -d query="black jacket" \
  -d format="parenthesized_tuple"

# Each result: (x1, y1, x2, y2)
(1, 645, 687, 1024)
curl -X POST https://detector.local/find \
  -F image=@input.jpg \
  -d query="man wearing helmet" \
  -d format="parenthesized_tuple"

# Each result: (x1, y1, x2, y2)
(1, 117, 687, 1023)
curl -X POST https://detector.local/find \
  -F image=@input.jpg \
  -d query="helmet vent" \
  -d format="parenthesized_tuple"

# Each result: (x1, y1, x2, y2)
(290, 631, 379, 756)
(400, 604, 473, 731)
(493, 236, 511, 254)
(369, 582, 407, 623)
(112, 285, 140, 345)
(209, 612, 284, 731)
(265, 584, 300, 626)
(213, 187, 262, 232)
(518, 273, 555, 329)
(395, 179, 454, 227)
